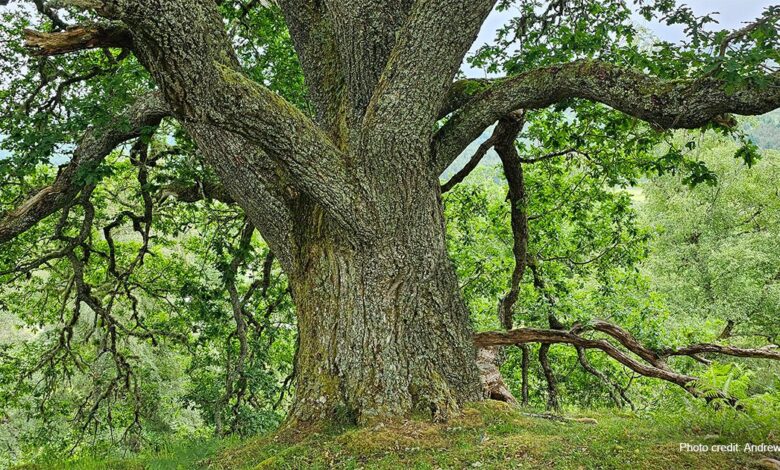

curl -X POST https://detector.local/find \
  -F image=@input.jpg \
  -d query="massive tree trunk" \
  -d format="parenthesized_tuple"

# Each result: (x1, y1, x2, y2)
(19, 0, 780, 428)
(286, 186, 482, 424)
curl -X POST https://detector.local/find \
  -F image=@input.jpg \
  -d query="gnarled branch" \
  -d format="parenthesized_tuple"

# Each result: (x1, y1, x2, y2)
(0, 92, 168, 244)
(494, 111, 528, 330)
(433, 60, 780, 173)
(474, 320, 780, 402)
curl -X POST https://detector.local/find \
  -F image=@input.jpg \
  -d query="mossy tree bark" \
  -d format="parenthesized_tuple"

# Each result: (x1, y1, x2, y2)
(286, 187, 483, 424)
(30, 0, 780, 427)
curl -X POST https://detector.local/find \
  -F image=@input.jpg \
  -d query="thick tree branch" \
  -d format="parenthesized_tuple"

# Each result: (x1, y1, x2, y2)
(209, 68, 376, 240)
(365, 0, 496, 139)
(184, 124, 297, 271)
(573, 320, 670, 370)
(0, 92, 168, 244)
(475, 327, 697, 390)
(324, 0, 413, 126)
(438, 78, 494, 119)
(433, 60, 780, 174)
(24, 24, 132, 56)
(102, 0, 374, 240)
(276, 1, 348, 140)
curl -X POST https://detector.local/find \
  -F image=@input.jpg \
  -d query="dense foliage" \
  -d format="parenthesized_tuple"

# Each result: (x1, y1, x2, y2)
(446, 133, 780, 411)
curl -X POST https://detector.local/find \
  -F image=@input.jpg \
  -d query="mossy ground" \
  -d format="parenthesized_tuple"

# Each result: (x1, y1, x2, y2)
(15, 401, 780, 469)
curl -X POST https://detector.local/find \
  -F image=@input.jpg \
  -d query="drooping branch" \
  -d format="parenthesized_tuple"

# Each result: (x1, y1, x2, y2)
(24, 24, 132, 56)
(494, 111, 528, 330)
(222, 222, 255, 435)
(433, 60, 780, 173)
(573, 320, 670, 370)
(474, 320, 780, 401)
(443, 112, 576, 191)
(0, 92, 168, 244)
(473, 113, 530, 406)
(475, 327, 696, 390)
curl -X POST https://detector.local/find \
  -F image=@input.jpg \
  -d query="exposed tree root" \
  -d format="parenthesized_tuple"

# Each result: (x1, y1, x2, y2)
(519, 411, 598, 424)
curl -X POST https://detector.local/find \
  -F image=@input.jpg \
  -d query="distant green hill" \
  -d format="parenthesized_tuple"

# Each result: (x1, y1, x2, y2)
(743, 109, 780, 150)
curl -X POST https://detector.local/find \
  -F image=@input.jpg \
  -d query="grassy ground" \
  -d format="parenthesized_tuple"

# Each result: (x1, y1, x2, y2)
(15, 401, 780, 469)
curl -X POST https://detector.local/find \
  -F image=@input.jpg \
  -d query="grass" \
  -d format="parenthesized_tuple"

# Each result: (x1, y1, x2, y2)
(12, 438, 228, 470)
(15, 401, 780, 469)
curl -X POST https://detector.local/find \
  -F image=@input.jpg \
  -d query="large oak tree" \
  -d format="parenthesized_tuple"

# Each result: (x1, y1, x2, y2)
(2, 0, 780, 429)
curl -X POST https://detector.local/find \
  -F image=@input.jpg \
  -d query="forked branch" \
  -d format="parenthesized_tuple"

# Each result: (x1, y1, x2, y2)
(474, 320, 780, 402)
(433, 60, 780, 173)
(0, 92, 168, 244)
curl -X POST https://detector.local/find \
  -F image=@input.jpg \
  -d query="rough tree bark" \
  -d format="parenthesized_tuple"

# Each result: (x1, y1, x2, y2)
(13, 0, 780, 427)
